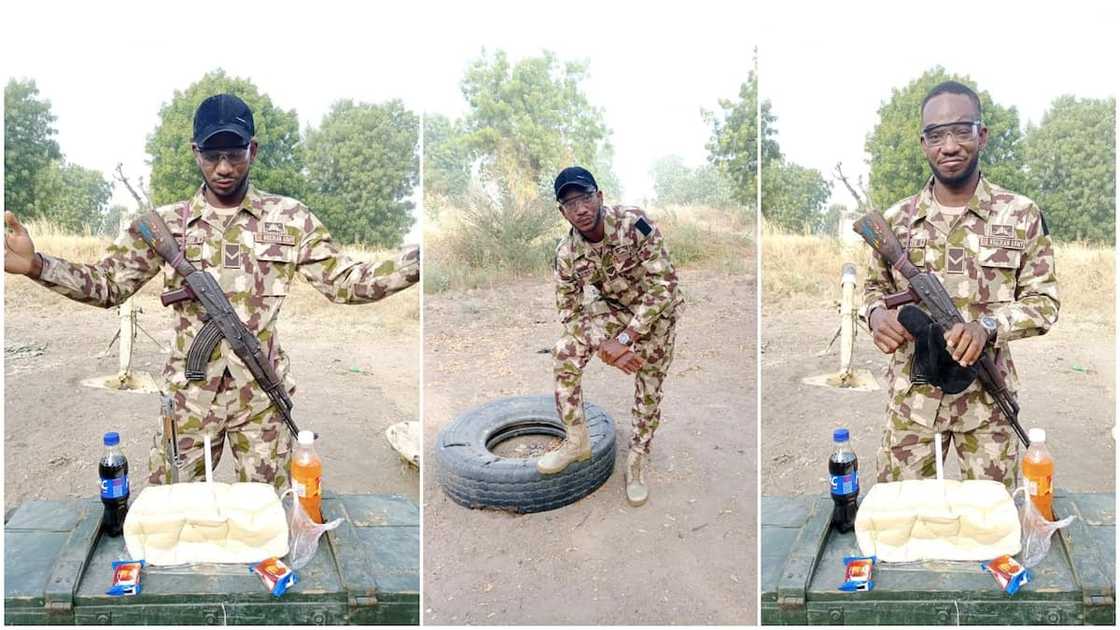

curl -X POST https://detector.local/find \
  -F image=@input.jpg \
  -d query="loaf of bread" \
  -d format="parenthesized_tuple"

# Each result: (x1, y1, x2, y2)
(123, 482, 289, 565)
(855, 479, 1020, 562)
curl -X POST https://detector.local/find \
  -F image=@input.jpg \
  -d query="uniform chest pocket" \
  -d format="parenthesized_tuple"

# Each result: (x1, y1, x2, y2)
(572, 260, 600, 285)
(907, 246, 926, 268)
(252, 241, 296, 296)
(977, 246, 1020, 303)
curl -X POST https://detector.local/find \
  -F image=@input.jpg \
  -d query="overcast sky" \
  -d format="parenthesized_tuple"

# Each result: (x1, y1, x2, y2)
(760, 1, 1119, 209)
(2, 0, 757, 242)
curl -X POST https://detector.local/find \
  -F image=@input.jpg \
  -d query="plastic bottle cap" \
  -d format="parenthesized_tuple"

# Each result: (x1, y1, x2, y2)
(298, 430, 315, 446)
(833, 428, 849, 443)
(103, 432, 120, 446)
(1028, 428, 1046, 443)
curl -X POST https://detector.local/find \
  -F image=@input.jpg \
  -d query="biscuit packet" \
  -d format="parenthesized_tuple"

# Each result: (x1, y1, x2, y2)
(251, 557, 298, 597)
(107, 560, 145, 597)
(839, 555, 877, 592)
(981, 555, 1032, 595)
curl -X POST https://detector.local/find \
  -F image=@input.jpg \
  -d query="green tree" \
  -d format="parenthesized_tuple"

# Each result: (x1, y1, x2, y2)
(32, 161, 112, 233)
(423, 113, 474, 211)
(704, 55, 774, 208)
(761, 160, 831, 232)
(146, 69, 305, 206)
(101, 204, 133, 236)
(460, 49, 617, 195)
(304, 99, 419, 246)
(4, 78, 62, 215)
(865, 67, 1025, 209)
(650, 155, 735, 207)
(1021, 95, 1116, 242)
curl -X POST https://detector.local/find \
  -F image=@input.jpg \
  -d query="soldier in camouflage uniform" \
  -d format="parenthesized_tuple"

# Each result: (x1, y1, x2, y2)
(861, 81, 1059, 489)
(3, 94, 418, 492)
(539, 166, 683, 507)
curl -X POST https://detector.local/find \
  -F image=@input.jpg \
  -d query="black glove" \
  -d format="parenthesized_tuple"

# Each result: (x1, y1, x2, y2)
(897, 304, 978, 395)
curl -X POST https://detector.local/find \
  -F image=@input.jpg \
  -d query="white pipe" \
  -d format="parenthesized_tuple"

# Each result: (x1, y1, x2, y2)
(934, 432, 944, 481)
(204, 430, 215, 479)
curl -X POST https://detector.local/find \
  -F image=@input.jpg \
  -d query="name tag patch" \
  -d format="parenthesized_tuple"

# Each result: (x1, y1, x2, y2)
(979, 236, 1025, 250)
(256, 222, 296, 246)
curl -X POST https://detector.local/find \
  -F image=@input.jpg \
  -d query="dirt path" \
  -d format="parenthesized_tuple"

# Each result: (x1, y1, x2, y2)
(422, 268, 756, 625)
(4, 278, 420, 514)
(760, 307, 1115, 497)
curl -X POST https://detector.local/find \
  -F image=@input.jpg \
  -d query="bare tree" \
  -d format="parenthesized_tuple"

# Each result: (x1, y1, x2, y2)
(113, 163, 152, 211)
(833, 162, 869, 211)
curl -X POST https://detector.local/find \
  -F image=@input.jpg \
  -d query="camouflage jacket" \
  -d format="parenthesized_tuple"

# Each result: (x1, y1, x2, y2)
(34, 185, 418, 407)
(554, 205, 683, 339)
(860, 175, 1059, 429)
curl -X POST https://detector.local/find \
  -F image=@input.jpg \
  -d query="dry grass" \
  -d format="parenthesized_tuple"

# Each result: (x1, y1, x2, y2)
(762, 222, 1115, 329)
(3, 222, 418, 334)
(424, 203, 753, 293)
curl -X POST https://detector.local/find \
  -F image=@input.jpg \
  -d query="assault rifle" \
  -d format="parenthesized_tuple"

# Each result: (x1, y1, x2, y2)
(853, 211, 1030, 447)
(135, 212, 302, 438)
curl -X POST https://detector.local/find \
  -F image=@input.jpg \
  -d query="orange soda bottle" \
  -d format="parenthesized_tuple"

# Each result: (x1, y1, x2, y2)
(1021, 428, 1054, 520)
(291, 430, 323, 523)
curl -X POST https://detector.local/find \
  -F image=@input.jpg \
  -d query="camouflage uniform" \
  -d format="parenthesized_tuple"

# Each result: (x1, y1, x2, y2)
(33, 185, 418, 491)
(860, 176, 1059, 488)
(553, 205, 684, 455)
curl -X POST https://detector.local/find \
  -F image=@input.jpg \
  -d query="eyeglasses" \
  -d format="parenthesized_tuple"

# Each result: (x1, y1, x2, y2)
(559, 191, 597, 212)
(921, 121, 980, 146)
(195, 145, 251, 166)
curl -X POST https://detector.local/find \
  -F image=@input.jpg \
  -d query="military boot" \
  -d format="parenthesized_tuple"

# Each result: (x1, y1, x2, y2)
(537, 423, 591, 474)
(625, 450, 648, 507)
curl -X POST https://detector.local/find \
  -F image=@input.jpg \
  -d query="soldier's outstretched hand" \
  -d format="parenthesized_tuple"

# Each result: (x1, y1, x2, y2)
(4, 211, 37, 276)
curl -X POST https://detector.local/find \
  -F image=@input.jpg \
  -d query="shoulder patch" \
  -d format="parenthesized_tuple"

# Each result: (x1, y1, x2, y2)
(635, 217, 653, 237)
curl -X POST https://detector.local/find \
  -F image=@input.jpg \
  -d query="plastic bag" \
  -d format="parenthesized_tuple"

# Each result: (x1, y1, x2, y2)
(1013, 486, 1075, 568)
(280, 489, 343, 571)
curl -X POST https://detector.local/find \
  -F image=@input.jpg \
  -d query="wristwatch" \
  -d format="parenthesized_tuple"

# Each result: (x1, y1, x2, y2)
(979, 316, 998, 346)
(616, 331, 633, 346)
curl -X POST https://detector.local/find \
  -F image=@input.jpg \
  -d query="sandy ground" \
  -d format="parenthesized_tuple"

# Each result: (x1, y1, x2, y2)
(3, 275, 420, 514)
(421, 268, 756, 625)
(760, 306, 1115, 497)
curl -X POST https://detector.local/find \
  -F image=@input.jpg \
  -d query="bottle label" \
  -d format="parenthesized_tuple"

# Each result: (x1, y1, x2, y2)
(293, 476, 321, 498)
(1028, 475, 1053, 498)
(830, 472, 858, 496)
(100, 475, 129, 500)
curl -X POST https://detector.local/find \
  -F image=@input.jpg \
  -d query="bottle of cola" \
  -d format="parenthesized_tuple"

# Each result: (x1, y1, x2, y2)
(99, 432, 130, 537)
(829, 427, 859, 533)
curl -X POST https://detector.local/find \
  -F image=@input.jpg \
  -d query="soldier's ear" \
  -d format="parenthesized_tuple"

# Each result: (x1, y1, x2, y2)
(249, 139, 259, 164)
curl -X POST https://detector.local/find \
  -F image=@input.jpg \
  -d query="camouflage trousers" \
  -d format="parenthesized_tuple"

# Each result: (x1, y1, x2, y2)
(147, 369, 292, 492)
(553, 306, 678, 455)
(876, 401, 1018, 490)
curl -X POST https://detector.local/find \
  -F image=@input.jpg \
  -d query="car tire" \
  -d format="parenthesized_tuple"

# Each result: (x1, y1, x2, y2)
(435, 395, 616, 513)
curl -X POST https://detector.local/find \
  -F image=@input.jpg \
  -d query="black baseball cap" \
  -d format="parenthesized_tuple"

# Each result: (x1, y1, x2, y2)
(193, 94, 255, 148)
(554, 166, 598, 200)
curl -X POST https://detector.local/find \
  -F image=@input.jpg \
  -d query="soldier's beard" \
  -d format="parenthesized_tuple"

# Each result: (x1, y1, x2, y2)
(576, 206, 604, 238)
(928, 153, 980, 190)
